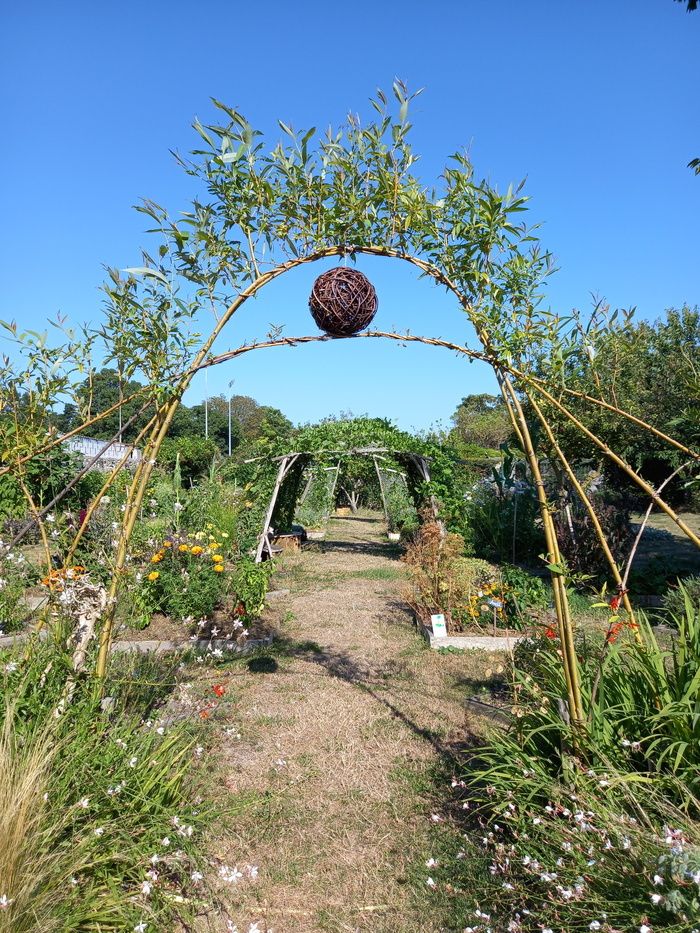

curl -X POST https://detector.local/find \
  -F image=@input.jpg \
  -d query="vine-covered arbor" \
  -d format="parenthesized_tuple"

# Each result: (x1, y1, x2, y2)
(2, 82, 698, 731)
(251, 445, 435, 561)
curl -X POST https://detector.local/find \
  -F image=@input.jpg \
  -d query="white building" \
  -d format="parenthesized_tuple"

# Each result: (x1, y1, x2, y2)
(64, 435, 142, 471)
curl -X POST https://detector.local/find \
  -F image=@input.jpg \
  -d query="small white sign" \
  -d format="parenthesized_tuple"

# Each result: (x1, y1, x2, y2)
(430, 613, 447, 638)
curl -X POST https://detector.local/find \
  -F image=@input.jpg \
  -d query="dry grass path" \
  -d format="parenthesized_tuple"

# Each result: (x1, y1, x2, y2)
(201, 513, 494, 933)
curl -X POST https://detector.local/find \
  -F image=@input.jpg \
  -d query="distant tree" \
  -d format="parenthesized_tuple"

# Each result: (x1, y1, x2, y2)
(533, 306, 700, 500)
(450, 394, 511, 453)
(56, 368, 150, 442)
(228, 395, 292, 444)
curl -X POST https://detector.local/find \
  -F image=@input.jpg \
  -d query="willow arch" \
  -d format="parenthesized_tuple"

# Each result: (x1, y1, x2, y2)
(4, 87, 699, 731)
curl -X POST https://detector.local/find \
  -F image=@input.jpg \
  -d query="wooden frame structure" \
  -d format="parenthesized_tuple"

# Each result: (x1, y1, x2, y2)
(253, 447, 436, 562)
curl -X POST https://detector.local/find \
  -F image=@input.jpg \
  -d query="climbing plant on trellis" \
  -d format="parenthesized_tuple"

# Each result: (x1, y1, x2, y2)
(1, 81, 698, 731)
(295, 464, 340, 530)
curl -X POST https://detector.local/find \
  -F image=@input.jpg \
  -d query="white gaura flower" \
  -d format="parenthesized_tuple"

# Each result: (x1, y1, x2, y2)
(134, 923, 148, 933)
(93, 827, 105, 837)
(651, 893, 662, 905)
(639, 926, 652, 933)
(191, 871, 203, 883)
(78, 797, 90, 809)
(426, 877, 436, 888)
(140, 880, 152, 896)
(246, 865, 258, 880)
(129, 756, 138, 768)
(0, 895, 14, 909)
(218, 865, 243, 883)
(161, 836, 171, 846)
(426, 857, 438, 868)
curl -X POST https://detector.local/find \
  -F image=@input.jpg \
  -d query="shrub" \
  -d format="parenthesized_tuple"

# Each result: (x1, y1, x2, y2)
(553, 476, 633, 582)
(383, 475, 417, 533)
(662, 574, 700, 625)
(467, 454, 544, 564)
(402, 518, 499, 632)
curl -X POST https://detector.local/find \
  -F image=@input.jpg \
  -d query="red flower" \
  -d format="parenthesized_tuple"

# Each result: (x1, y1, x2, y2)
(212, 684, 226, 698)
(544, 626, 557, 640)
(606, 622, 624, 644)
(609, 595, 622, 612)
(234, 602, 246, 617)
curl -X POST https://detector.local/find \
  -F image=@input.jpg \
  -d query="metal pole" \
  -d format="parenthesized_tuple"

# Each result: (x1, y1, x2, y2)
(204, 370, 209, 439)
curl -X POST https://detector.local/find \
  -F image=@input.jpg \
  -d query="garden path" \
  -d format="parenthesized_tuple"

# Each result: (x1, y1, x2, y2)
(199, 512, 495, 933)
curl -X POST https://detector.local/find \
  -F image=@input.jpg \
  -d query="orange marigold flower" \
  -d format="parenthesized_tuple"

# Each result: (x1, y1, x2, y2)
(190, 545, 204, 556)
(178, 544, 190, 553)
(211, 553, 224, 563)
(213, 564, 224, 573)
(150, 553, 164, 563)
(162, 540, 173, 548)
(147, 571, 160, 581)
(199, 709, 210, 720)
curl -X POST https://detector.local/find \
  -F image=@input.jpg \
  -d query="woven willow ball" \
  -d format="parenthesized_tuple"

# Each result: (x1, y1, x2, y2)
(308, 267, 378, 336)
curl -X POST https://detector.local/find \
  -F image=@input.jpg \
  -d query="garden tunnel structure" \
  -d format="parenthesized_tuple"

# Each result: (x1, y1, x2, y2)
(250, 446, 438, 562)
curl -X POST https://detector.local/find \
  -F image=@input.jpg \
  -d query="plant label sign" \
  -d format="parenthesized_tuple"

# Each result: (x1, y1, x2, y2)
(430, 613, 447, 638)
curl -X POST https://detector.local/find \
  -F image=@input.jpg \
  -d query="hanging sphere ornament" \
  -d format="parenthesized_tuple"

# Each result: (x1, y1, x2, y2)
(308, 267, 378, 336)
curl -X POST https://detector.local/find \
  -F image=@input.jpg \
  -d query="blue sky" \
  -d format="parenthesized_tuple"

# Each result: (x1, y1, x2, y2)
(1, 0, 698, 433)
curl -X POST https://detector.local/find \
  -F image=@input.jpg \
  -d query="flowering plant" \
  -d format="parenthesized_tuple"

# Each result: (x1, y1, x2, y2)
(133, 532, 229, 624)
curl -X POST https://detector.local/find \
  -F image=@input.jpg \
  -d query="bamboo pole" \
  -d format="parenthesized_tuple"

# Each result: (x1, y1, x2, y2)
(526, 391, 639, 637)
(499, 376, 584, 725)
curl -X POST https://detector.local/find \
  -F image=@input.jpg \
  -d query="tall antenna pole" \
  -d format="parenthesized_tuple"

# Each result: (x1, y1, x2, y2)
(204, 370, 209, 439)
(228, 396, 232, 456)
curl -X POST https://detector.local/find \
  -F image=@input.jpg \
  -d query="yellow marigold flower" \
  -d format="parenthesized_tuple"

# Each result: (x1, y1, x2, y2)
(147, 571, 160, 581)
(211, 553, 224, 563)
(190, 545, 204, 555)
(213, 564, 224, 573)
(150, 553, 164, 563)
(178, 544, 190, 553)
(162, 540, 172, 548)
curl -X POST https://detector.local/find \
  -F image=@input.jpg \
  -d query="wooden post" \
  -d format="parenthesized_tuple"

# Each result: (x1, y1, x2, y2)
(255, 455, 299, 562)
(374, 456, 390, 523)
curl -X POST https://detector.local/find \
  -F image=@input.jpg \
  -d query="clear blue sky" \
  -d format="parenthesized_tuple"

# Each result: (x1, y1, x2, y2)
(1, 0, 697, 433)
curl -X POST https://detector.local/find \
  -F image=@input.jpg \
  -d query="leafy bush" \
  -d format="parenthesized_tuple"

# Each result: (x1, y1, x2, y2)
(402, 518, 499, 632)
(383, 474, 417, 533)
(231, 557, 273, 618)
(553, 476, 633, 582)
(467, 449, 544, 564)
(499, 564, 550, 620)
(158, 435, 218, 483)
(662, 574, 700, 625)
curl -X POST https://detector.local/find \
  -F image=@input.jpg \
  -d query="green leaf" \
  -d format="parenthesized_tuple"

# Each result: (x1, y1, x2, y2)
(123, 266, 169, 285)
